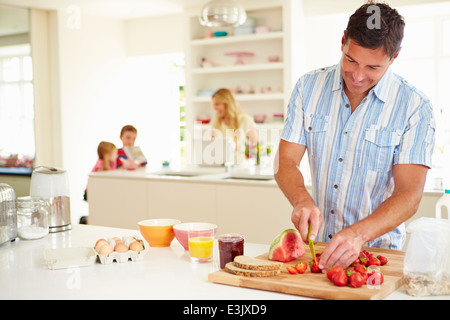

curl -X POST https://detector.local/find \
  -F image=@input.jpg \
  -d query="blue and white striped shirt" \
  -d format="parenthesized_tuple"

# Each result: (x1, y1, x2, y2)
(281, 62, 435, 250)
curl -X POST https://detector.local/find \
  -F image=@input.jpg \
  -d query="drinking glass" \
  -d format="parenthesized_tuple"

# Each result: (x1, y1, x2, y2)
(217, 233, 244, 268)
(188, 229, 214, 263)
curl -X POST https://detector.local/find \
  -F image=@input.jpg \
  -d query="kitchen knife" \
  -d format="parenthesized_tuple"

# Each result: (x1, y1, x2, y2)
(308, 222, 317, 264)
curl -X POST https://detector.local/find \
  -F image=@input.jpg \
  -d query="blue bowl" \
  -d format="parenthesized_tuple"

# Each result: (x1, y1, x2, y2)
(213, 31, 227, 37)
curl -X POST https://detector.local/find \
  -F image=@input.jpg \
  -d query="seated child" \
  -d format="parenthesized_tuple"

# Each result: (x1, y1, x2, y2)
(92, 141, 118, 172)
(83, 141, 118, 202)
(116, 125, 147, 169)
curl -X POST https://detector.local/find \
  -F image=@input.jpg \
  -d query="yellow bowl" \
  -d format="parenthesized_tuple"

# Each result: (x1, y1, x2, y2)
(138, 219, 181, 247)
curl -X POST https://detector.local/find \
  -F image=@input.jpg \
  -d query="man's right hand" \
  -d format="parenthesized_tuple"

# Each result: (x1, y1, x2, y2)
(291, 203, 323, 244)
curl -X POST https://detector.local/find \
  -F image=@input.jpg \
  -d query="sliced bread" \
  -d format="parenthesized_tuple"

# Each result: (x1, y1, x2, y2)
(233, 255, 283, 271)
(225, 262, 281, 277)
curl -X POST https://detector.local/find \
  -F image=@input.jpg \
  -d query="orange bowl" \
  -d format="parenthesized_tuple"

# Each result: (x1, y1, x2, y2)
(138, 219, 181, 247)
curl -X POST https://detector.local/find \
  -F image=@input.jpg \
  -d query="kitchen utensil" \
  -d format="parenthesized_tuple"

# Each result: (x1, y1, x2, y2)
(173, 222, 218, 250)
(308, 222, 317, 264)
(29, 166, 71, 233)
(209, 242, 406, 300)
(0, 183, 17, 245)
(137, 218, 180, 247)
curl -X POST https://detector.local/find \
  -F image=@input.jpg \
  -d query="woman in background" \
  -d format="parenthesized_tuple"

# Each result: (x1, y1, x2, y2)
(211, 88, 258, 153)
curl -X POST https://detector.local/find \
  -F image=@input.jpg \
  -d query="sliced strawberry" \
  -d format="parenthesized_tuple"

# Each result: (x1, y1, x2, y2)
(287, 266, 298, 274)
(295, 262, 308, 274)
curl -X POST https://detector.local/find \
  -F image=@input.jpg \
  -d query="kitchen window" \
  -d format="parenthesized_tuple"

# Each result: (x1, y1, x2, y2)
(391, 8, 450, 169)
(0, 43, 34, 169)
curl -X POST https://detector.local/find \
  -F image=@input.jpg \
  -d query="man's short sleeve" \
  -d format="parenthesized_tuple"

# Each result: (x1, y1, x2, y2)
(394, 99, 435, 168)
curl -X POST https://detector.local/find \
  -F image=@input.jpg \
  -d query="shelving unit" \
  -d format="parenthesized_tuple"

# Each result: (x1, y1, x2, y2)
(184, 0, 303, 154)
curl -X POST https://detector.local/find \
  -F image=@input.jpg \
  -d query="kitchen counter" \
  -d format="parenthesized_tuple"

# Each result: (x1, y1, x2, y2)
(0, 224, 446, 300)
(87, 166, 444, 245)
(89, 165, 279, 187)
(87, 166, 295, 244)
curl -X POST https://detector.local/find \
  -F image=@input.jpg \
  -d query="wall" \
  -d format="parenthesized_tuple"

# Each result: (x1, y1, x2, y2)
(125, 13, 184, 56)
(54, 10, 183, 217)
(55, 13, 126, 206)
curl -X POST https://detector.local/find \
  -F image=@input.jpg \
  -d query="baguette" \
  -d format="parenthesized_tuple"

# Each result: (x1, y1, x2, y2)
(225, 262, 281, 277)
(233, 255, 283, 271)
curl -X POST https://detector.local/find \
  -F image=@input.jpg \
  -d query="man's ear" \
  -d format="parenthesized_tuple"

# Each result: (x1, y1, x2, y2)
(392, 47, 401, 59)
(390, 47, 401, 64)
(341, 31, 346, 50)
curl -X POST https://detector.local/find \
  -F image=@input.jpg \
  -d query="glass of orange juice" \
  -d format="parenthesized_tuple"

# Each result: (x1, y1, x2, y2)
(188, 229, 214, 263)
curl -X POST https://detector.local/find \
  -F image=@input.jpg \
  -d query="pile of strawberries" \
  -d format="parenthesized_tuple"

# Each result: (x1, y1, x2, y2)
(287, 249, 388, 289)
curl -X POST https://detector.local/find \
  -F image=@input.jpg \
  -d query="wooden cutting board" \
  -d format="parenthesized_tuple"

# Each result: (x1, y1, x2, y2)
(208, 242, 405, 300)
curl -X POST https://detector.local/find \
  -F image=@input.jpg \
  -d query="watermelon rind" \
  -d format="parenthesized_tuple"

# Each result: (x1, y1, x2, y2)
(268, 229, 304, 262)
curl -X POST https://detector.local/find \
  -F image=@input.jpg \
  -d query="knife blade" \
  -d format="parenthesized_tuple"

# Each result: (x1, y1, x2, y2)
(308, 222, 317, 264)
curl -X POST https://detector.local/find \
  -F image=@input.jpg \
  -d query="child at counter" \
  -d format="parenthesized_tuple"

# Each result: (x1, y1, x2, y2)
(91, 141, 118, 172)
(83, 141, 118, 204)
(116, 125, 147, 169)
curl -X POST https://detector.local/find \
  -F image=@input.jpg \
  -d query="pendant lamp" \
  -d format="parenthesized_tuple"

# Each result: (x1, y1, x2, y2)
(199, 0, 247, 27)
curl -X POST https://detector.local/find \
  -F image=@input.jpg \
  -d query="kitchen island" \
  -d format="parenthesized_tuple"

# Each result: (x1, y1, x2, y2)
(87, 166, 443, 245)
(0, 224, 446, 301)
(87, 166, 294, 244)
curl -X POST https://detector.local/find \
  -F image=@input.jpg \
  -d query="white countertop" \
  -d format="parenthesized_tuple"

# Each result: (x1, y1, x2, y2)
(89, 165, 280, 188)
(0, 224, 447, 300)
(88, 165, 444, 194)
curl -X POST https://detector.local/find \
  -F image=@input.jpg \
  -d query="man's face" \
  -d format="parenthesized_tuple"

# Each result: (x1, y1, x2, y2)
(340, 36, 399, 96)
(120, 131, 137, 147)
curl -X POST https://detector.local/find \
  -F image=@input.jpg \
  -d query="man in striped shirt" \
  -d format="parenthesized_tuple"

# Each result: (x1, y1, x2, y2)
(275, 2, 435, 270)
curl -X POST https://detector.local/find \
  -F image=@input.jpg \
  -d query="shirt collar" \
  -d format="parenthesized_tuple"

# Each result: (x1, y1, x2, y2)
(331, 60, 393, 103)
(371, 67, 392, 103)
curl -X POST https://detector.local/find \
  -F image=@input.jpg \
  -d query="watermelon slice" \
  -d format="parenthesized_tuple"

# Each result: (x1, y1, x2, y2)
(268, 229, 305, 262)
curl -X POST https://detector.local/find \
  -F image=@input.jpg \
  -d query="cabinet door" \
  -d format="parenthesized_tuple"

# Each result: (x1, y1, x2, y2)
(88, 177, 148, 229)
(146, 180, 217, 224)
(216, 184, 292, 244)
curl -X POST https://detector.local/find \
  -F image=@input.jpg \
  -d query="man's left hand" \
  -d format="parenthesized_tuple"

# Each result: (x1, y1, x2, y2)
(318, 227, 363, 270)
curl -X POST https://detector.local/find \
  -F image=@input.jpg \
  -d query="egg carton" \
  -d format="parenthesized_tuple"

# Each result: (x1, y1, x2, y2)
(96, 235, 146, 264)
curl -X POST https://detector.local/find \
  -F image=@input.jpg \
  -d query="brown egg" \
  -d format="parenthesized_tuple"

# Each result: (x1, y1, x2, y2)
(98, 243, 113, 256)
(129, 241, 144, 252)
(114, 242, 128, 252)
(95, 239, 109, 252)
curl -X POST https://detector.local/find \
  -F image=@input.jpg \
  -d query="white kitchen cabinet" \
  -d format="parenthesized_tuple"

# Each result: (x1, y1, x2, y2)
(216, 184, 293, 244)
(88, 177, 148, 229)
(146, 179, 217, 223)
(87, 171, 296, 243)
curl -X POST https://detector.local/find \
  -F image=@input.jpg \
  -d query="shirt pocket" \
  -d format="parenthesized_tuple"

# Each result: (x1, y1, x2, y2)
(359, 127, 402, 172)
(304, 113, 329, 157)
